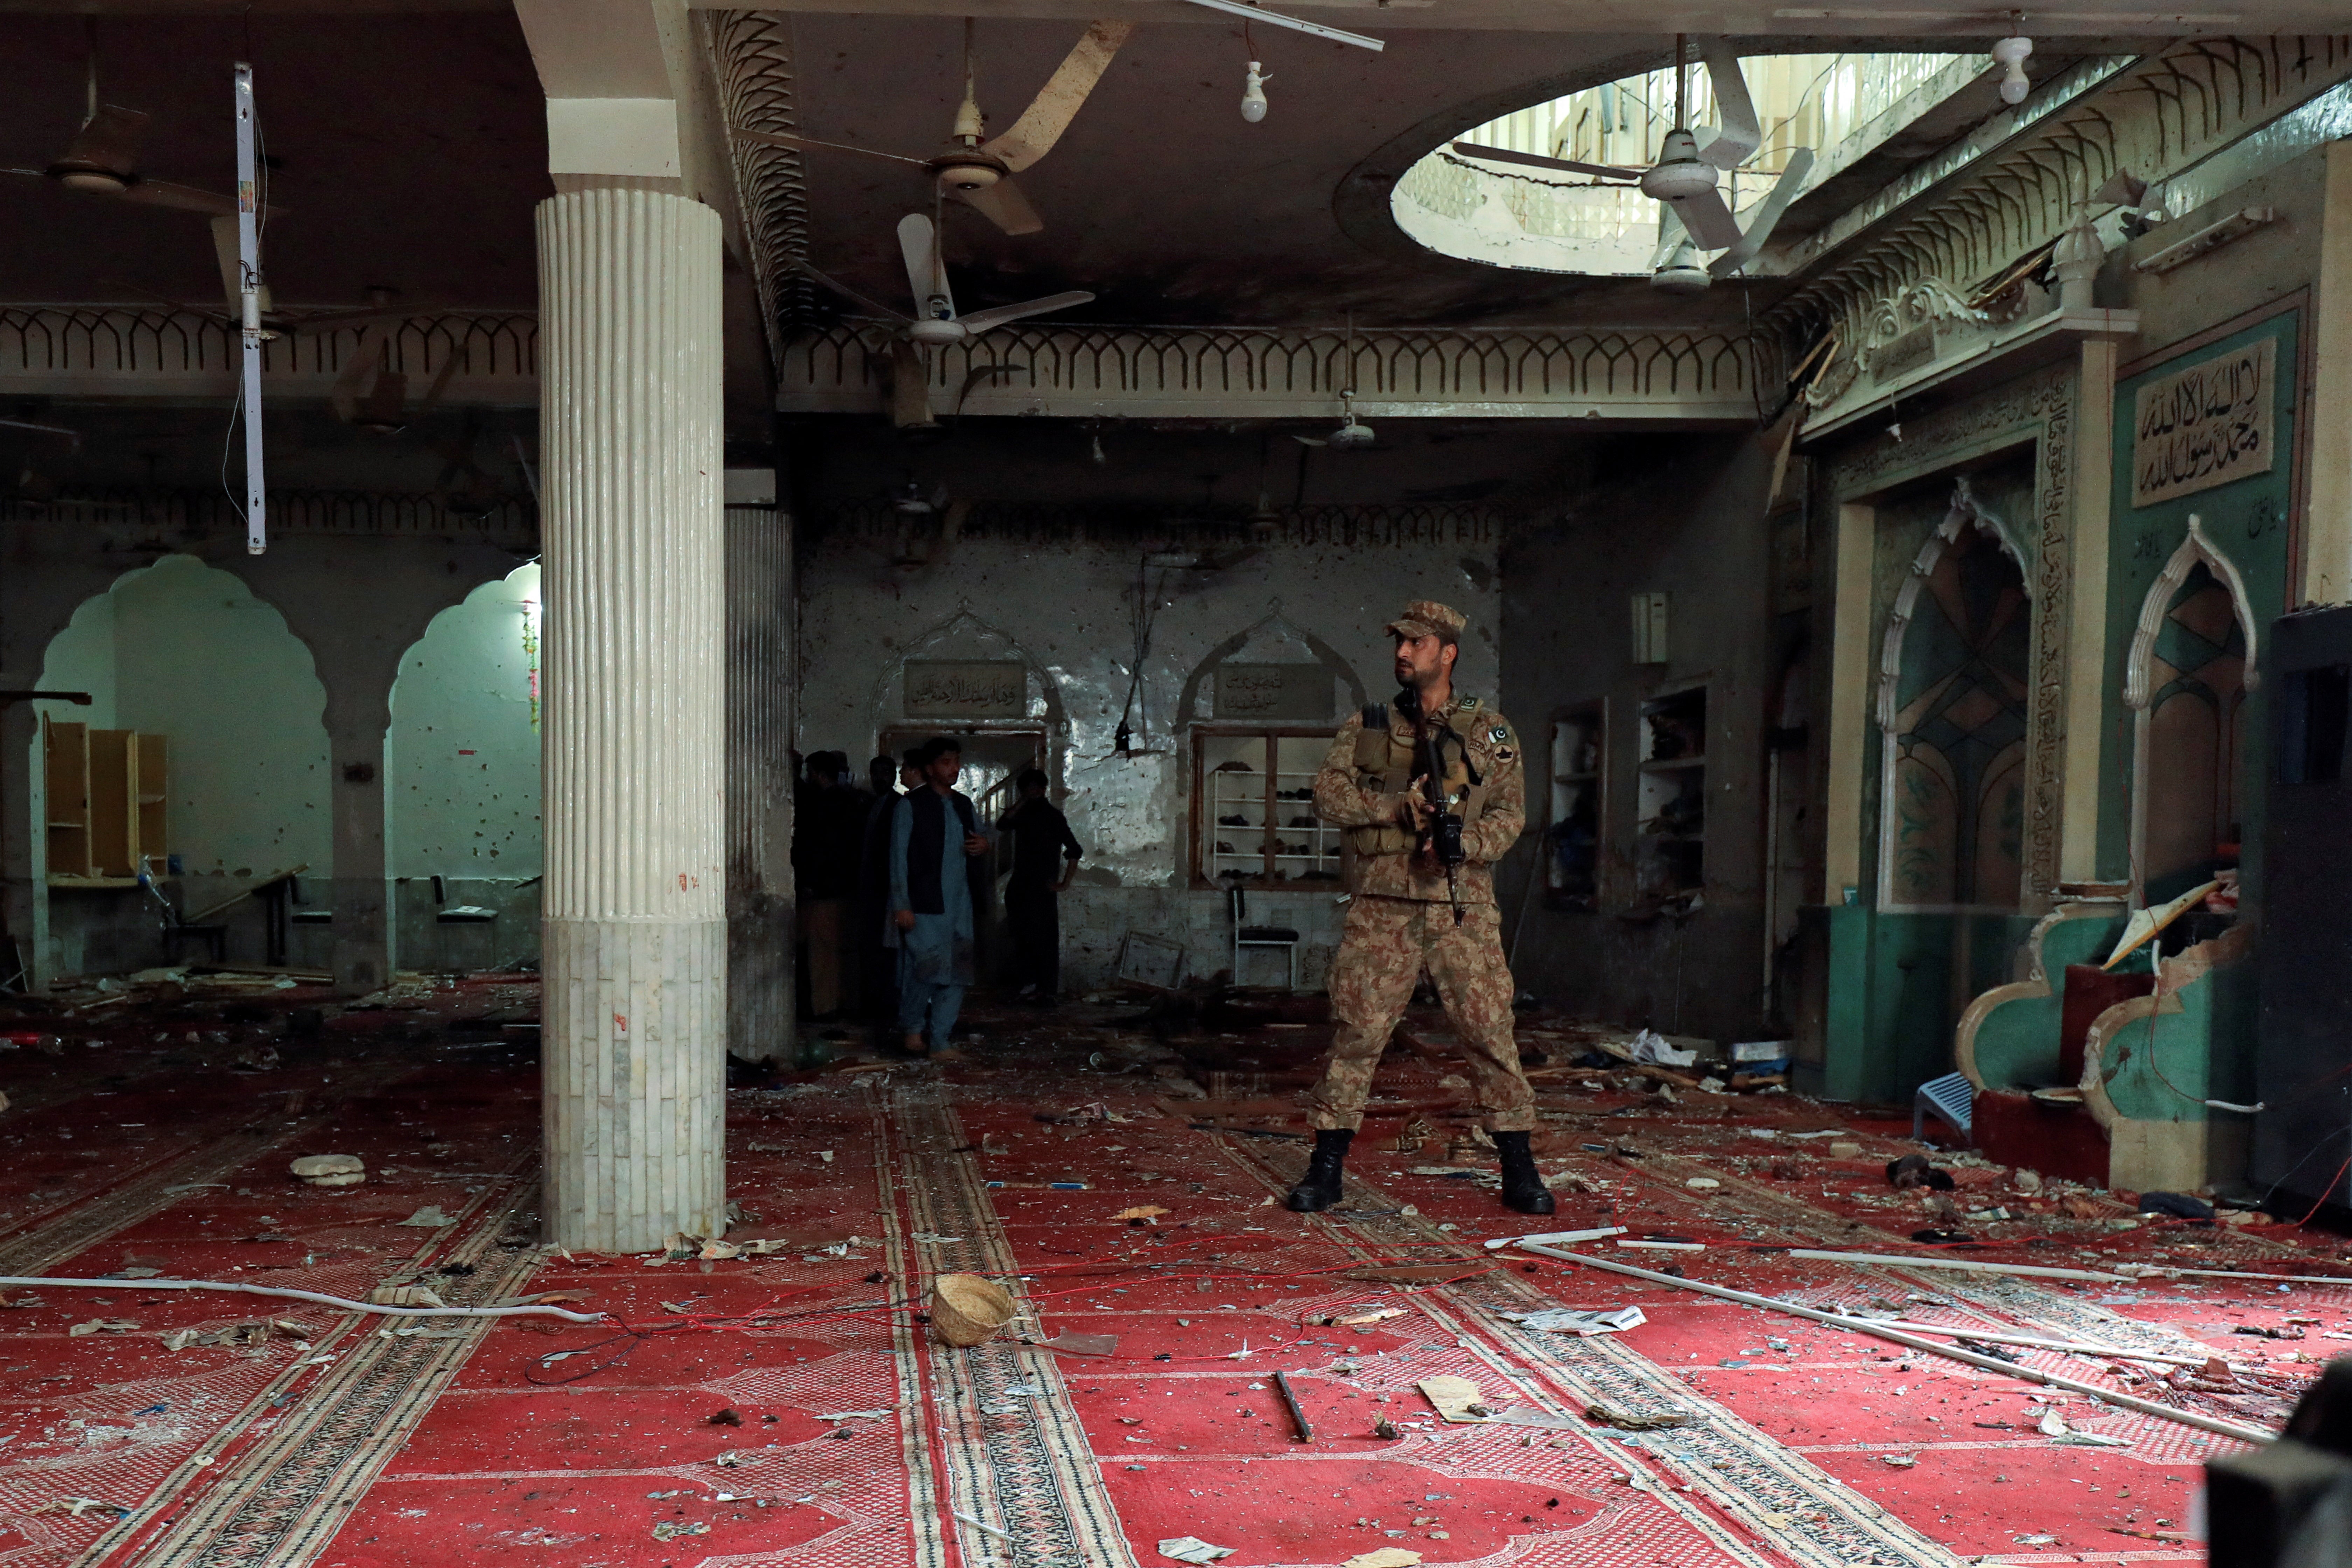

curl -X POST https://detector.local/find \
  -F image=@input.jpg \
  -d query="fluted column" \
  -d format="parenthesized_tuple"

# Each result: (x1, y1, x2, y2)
(538, 188, 727, 1251)
(725, 474, 794, 1062)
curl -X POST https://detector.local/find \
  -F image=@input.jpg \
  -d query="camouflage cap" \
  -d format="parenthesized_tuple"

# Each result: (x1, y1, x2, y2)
(1386, 600, 1467, 643)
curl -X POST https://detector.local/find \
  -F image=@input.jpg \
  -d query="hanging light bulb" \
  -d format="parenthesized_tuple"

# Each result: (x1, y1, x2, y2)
(1240, 61, 1269, 123)
(1991, 35, 2033, 105)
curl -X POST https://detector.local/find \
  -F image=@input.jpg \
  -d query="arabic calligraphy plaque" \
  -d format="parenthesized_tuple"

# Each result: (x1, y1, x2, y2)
(2131, 336, 2275, 508)
(1215, 664, 1333, 721)
(904, 660, 1026, 720)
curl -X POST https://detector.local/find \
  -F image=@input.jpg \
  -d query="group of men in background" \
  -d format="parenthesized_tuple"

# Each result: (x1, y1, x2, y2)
(792, 738, 1082, 1057)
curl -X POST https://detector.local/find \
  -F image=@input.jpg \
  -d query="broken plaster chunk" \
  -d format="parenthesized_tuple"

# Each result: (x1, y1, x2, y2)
(1158, 1538, 1236, 1564)
(395, 1205, 454, 1227)
(1345, 1551, 1424, 1568)
(1416, 1376, 1492, 1423)
(290, 1155, 365, 1187)
(1828, 1141, 1865, 1160)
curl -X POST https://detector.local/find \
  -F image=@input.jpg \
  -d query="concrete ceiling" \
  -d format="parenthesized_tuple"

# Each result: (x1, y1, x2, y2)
(780, 18, 2147, 329)
(0, 11, 547, 310)
(0, 2, 2317, 335)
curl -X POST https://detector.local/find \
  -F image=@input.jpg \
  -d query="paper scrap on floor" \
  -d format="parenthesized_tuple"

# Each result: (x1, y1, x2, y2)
(1159, 1538, 1236, 1564)
(1506, 1306, 1647, 1335)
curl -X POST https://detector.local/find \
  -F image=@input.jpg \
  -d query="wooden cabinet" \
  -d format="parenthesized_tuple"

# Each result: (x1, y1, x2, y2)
(44, 717, 168, 886)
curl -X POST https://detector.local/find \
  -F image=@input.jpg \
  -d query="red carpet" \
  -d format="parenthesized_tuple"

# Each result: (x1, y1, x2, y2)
(3, 983, 2344, 1568)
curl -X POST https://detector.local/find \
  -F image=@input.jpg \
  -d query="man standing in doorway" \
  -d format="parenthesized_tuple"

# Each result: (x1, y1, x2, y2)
(1288, 601, 1552, 1216)
(999, 768, 1083, 1004)
(889, 736, 989, 1060)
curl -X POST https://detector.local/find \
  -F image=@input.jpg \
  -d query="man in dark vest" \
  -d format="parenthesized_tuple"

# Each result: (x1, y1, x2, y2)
(888, 736, 989, 1059)
(1286, 601, 1553, 1216)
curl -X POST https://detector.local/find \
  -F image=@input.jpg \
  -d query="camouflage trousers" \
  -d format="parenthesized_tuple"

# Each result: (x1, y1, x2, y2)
(1308, 895, 1535, 1134)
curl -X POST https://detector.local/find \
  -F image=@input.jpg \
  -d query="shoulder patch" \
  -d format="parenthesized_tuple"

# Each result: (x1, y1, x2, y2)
(1488, 724, 1510, 744)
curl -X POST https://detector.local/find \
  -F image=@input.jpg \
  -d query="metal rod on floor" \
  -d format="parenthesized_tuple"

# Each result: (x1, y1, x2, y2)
(1272, 1370, 1313, 1441)
(1516, 1244, 2275, 1447)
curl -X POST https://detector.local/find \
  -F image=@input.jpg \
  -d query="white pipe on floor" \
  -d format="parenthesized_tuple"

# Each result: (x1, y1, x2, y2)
(1825, 1314, 2219, 1368)
(1, 1276, 605, 1322)
(1516, 1244, 2275, 1446)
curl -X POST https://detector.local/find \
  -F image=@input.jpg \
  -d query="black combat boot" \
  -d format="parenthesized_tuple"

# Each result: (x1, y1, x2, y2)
(1286, 1128, 1354, 1212)
(1493, 1130, 1556, 1215)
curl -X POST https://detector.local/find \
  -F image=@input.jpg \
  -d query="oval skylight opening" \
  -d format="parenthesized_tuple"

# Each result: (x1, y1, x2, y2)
(1394, 52, 1976, 277)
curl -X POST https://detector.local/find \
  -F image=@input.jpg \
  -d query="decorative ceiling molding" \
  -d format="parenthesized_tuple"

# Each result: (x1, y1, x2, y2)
(0, 487, 537, 545)
(0, 309, 539, 404)
(1770, 36, 2352, 358)
(778, 322, 1764, 423)
(703, 8, 814, 356)
(817, 499, 1498, 549)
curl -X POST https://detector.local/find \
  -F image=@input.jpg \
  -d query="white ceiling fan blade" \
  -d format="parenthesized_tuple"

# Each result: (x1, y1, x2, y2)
(1694, 38, 1760, 170)
(733, 127, 928, 169)
(980, 20, 1135, 174)
(896, 211, 952, 317)
(1451, 142, 1640, 181)
(948, 175, 1044, 236)
(1667, 186, 1743, 250)
(957, 290, 1094, 334)
(1710, 147, 1815, 277)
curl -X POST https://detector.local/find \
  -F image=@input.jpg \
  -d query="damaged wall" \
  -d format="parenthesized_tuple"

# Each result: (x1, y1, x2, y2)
(1498, 432, 1779, 1046)
(387, 563, 545, 972)
(30, 555, 333, 976)
(789, 417, 1541, 992)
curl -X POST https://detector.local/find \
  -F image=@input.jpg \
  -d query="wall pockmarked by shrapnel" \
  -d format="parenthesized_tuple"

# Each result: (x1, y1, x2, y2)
(903, 660, 1026, 721)
(2131, 336, 2276, 509)
(1214, 664, 1334, 721)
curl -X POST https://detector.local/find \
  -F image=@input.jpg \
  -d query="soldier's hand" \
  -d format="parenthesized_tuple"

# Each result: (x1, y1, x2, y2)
(1399, 780, 1434, 831)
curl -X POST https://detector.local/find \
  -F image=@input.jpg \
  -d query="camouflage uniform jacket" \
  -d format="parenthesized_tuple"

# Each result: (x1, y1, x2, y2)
(1312, 694, 1525, 905)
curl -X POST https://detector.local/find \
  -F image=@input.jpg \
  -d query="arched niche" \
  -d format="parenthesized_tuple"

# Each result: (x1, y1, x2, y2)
(872, 609, 1067, 817)
(385, 564, 544, 965)
(1178, 609, 1368, 892)
(1876, 478, 2033, 912)
(1177, 608, 1370, 725)
(33, 555, 330, 969)
(2126, 514, 2259, 903)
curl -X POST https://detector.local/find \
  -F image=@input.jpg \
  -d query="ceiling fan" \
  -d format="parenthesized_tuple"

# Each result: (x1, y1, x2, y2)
(1293, 391, 1376, 451)
(1450, 37, 1815, 287)
(329, 313, 461, 434)
(804, 211, 1093, 427)
(2, 30, 243, 217)
(734, 18, 1133, 236)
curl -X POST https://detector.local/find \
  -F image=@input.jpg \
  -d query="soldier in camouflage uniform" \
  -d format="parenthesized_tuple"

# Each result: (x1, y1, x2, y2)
(1286, 601, 1555, 1217)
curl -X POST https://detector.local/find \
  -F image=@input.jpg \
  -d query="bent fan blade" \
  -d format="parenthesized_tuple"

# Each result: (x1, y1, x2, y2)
(1693, 39, 1761, 171)
(1667, 184, 1742, 250)
(981, 20, 1135, 174)
(949, 176, 1044, 236)
(1450, 142, 1640, 181)
(1710, 148, 1815, 277)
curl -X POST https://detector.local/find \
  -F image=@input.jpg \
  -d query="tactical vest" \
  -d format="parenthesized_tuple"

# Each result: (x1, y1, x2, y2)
(1346, 695, 1498, 856)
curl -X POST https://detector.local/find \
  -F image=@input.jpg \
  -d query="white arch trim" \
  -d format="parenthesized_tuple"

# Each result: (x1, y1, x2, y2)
(2124, 513, 2259, 905)
(2123, 513, 2260, 712)
(1875, 475, 2028, 734)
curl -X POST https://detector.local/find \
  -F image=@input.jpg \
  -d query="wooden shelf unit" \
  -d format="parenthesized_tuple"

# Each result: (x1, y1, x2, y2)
(44, 716, 167, 885)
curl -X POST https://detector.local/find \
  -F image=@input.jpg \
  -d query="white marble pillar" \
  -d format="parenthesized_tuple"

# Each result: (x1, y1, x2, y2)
(538, 187, 727, 1251)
